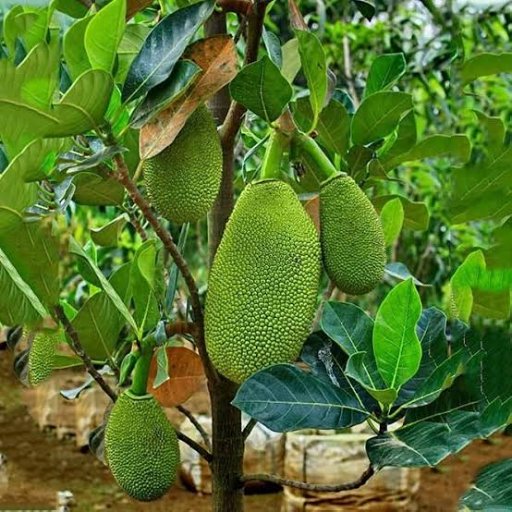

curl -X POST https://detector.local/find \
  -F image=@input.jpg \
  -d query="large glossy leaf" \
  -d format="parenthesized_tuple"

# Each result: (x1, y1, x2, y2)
(85, 0, 126, 73)
(122, 0, 215, 102)
(351, 92, 413, 146)
(130, 240, 160, 334)
(4, 6, 50, 56)
(230, 56, 292, 124)
(459, 458, 512, 510)
(373, 195, 430, 231)
(295, 30, 327, 131)
(69, 237, 138, 335)
(116, 23, 151, 85)
(373, 279, 422, 390)
(365, 53, 406, 98)
(460, 52, 512, 86)
(63, 15, 92, 80)
(383, 134, 471, 171)
(233, 364, 370, 432)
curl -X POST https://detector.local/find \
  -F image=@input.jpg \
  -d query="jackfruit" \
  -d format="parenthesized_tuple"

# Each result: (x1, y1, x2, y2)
(28, 330, 60, 386)
(320, 174, 386, 295)
(105, 391, 180, 502)
(143, 106, 222, 224)
(205, 179, 321, 383)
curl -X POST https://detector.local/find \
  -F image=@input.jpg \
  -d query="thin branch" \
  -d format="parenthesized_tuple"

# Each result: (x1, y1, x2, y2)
(53, 305, 118, 403)
(219, 0, 270, 147)
(177, 405, 212, 450)
(241, 465, 375, 491)
(176, 429, 213, 464)
(125, 208, 148, 241)
(111, 153, 218, 384)
(242, 418, 258, 441)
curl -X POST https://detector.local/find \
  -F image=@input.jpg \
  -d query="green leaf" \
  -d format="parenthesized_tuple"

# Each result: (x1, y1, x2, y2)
(4, 7, 50, 57)
(295, 30, 328, 131)
(346, 145, 373, 183)
(352, 92, 413, 146)
(385, 262, 430, 287)
(281, 38, 301, 83)
(233, 364, 370, 432)
(460, 52, 512, 86)
(262, 29, 282, 68)
(474, 110, 505, 159)
(384, 134, 471, 171)
(380, 197, 404, 246)
(131, 240, 160, 334)
(379, 110, 417, 167)
(153, 346, 170, 389)
(63, 15, 93, 81)
(90, 214, 127, 247)
(122, 0, 215, 102)
(294, 98, 350, 157)
(131, 60, 201, 128)
(373, 195, 429, 231)
(54, 0, 89, 18)
(229, 56, 292, 124)
(353, 0, 375, 21)
(69, 237, 138, 335)
(52, 354, 84, 369)
(373, 279, 422, 390)
(365, 53, 406, 98)
(85, 0, 126, 73)
(459, 459, 512, 510)
(18, 138, 71, 182)
(116, 23, 151, 85)
(73, 172, 125, 206)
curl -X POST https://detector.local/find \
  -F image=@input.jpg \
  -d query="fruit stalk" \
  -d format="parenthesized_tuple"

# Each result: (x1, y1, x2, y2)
(292, 132, 340, 182)
(260, 130, 288, 181)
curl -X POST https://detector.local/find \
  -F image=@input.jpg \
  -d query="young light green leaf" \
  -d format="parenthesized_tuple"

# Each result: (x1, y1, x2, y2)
(352, 92, 413, 146)
(85, 0, 126, 73)
(473, 110, 505, 159)
(380, 197, 404, 246)
(69, 237, 138, 335)
(63, 15, 92, 80)
(460, 52, 512, 86)
(373, 278, 422, 390)
(90, 214, 127, 247)
(379, 110, 417, 166)
(295, 30, 328, 131)
(365, 53, 406, 98)
(385, 262, 430, 287)
(230, 56, 292, 124)
(373, 195, 429, 231)
(281, 38, 301, 83)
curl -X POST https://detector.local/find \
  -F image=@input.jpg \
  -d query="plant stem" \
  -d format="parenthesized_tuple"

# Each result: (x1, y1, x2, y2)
(242, 418, 258, 441)
(241, 465, 375, 491)
(260, 131, 288, 180)
(176, 429, 213, 463)
(293, 133, 340, 183)
(130, 345, 153, 396)
(177, 405, 211, 450)
(53, 305, 117, 402)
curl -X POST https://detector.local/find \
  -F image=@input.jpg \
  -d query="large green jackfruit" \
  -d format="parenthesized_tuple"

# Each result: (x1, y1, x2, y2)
(205, 180, 321, 383)
(28, 330, 60, 386)
(105, 391, 180, 502)
(143, 106, 222, 224)
(320, 175, 386, 295)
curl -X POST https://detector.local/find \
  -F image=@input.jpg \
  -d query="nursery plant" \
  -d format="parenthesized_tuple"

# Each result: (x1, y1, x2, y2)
(0, 0, 510, 510)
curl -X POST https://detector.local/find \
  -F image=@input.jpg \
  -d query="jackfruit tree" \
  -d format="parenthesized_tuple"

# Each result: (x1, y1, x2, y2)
(0, 1, 511, 511)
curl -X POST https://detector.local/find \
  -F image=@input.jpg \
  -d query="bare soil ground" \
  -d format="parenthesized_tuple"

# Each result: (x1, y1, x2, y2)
(0, 350, 511, 511)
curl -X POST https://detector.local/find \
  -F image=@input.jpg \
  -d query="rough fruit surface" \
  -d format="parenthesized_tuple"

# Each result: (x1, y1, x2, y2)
(28, 330, 60, 386)
(320, 175, 386, 295)
(205, 180, 321, 383)
(105, 392, 180, 502)
(143, 106, 222, 224)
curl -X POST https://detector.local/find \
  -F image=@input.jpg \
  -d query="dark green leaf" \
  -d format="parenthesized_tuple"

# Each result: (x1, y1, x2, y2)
(365, 53, 406, 97)
(122, 0, 215, 102)
(379, 110, 417, 167)
(353, 0, 375, 21)
(233, 364, 369, 432)
(230, 56, 292, 123)
(262, 29, 282, 68)
(346, 145, 373, 182)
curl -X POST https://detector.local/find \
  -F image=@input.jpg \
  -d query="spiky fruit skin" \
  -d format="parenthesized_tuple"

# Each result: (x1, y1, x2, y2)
(320, 175, 386, 295)
(28, 330, 60, 386)
(105, 392, 180, 502)
(205, 180, 321, 384)
(143, 106, 222, 224)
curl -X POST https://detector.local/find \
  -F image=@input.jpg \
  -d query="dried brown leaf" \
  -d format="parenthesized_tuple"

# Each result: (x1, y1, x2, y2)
(147, 347, 205, 407)
(139, 35, 238, 159)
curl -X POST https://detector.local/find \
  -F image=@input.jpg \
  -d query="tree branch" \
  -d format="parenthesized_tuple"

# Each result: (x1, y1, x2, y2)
(53, 305, 118, 403)
(165, 321, 197, 338)
(217, 0, 252, 15)
(241, 465, 375, 491)
(219, 0, 270, 148)
(177, 405, 212, 450)
(111, 152, 218, 383)
(242, 418, 258, 441)
(176, 429, 213, 463)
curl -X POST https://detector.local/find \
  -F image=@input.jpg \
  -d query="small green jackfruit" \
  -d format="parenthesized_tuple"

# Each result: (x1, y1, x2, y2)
(143, 106, 222, 224)
(320, 175, 386, 295)
(28, 330, 60, 386)
(205, 180, 321, 383)
(105, 391, 180, 502)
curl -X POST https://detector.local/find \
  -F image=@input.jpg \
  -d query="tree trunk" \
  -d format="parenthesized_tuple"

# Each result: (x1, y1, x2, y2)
(210, 379, 245, 512)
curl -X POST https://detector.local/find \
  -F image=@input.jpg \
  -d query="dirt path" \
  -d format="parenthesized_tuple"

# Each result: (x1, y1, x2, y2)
(1, 349, 511, 511)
